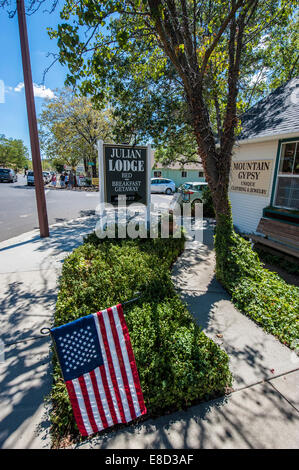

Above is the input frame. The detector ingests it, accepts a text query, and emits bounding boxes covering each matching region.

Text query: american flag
[51,304,147,436]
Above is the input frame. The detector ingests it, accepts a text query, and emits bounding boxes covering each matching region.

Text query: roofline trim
[235,131,299,146]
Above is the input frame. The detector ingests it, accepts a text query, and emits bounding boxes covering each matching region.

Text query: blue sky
[0,1,68,154]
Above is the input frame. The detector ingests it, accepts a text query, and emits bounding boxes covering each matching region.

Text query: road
[0,175,173,242]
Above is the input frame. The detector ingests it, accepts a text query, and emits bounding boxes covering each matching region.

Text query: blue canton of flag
[51,315,103,381]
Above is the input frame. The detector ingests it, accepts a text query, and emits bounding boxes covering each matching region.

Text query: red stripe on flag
[89,369,109,429]
[107,307,137,421]
[78,376,99,434]
[116,304,147,415]
[65,380,88,436]
[97,311,126,423]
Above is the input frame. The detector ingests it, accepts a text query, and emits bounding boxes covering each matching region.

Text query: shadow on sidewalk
[0,268,57,448]
[79,378,299,449]
[0,336,52,449]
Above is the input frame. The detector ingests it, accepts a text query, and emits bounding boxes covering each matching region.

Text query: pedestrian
[60,172,65,188]
[65,172,69,189]
[51,173,57,188]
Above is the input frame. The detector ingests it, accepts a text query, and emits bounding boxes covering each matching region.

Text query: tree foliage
[49,0,298,181]
[48,0,298,280]
[0,134,29,170]
[39,88,116,175]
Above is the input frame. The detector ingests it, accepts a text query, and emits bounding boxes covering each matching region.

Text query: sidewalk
[0,216,98,449]
[0,217,298,449]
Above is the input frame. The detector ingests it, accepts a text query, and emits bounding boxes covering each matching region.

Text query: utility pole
[17,0,49,237]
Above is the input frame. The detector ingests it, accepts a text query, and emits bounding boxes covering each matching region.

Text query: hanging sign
[99,143,149,206]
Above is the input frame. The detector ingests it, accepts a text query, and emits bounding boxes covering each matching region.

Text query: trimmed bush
[215,210,299,348]
[214,212,263,292]
[231,269,299,347]
[50,232,232,445]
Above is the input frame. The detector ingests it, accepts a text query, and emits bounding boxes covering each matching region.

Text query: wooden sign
[99,143,149,206]
[229,159,273,197]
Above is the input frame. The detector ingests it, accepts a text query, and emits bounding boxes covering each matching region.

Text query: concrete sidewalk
[0,217,298,449]
[0,216,98,449]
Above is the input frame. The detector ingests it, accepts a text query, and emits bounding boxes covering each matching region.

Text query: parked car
[27,171,35,186]
[0,168,17,183]
[27,171,51,186]
[42,171,51,184]
[175,181,208,205]
[151,178,176,195]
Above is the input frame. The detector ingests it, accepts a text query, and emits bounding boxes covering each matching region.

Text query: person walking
[51,173,57,188]
[65,172,69,189]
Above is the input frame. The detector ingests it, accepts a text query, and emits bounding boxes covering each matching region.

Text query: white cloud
[14,81,55,99]
[14,82,24,92]
[32,83,55,99]
[248,68,269,87]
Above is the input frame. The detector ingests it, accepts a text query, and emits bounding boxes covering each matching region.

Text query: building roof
[150,148,203,170]
[238,78,299,143]
[154,160,203,171]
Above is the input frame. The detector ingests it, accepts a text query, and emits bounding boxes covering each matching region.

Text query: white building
[229,78,299,258]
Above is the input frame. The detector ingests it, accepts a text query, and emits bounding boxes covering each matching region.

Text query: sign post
[98,140,105,215]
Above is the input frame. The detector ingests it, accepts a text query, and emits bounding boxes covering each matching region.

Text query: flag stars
[57,325,101,376]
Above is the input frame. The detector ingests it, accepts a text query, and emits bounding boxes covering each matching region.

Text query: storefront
[229,78,299,257]
[272,139,299,210]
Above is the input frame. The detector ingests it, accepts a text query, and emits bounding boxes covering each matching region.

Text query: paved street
[0,175,172,242]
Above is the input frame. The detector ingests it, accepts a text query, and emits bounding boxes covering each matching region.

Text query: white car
[27,171,49,186]
[151,178,176,195]
[27,171,34,186]
[42,171,51,184]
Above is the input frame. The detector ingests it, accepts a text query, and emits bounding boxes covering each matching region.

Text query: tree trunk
[193,124,236,286]
[92,163,97,178]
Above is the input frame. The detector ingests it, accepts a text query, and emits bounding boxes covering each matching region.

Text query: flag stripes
[96,309,127,423]
[64,304,146,436]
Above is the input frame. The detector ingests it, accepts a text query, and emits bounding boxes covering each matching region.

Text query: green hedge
[215,212,299,349]
[50,232,232,444]
[231,269,299,347]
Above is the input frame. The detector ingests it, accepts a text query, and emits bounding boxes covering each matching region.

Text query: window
[181,171,187,178]
[154,171,162,177]
[198,171,204,178]
[274,141,299,210]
